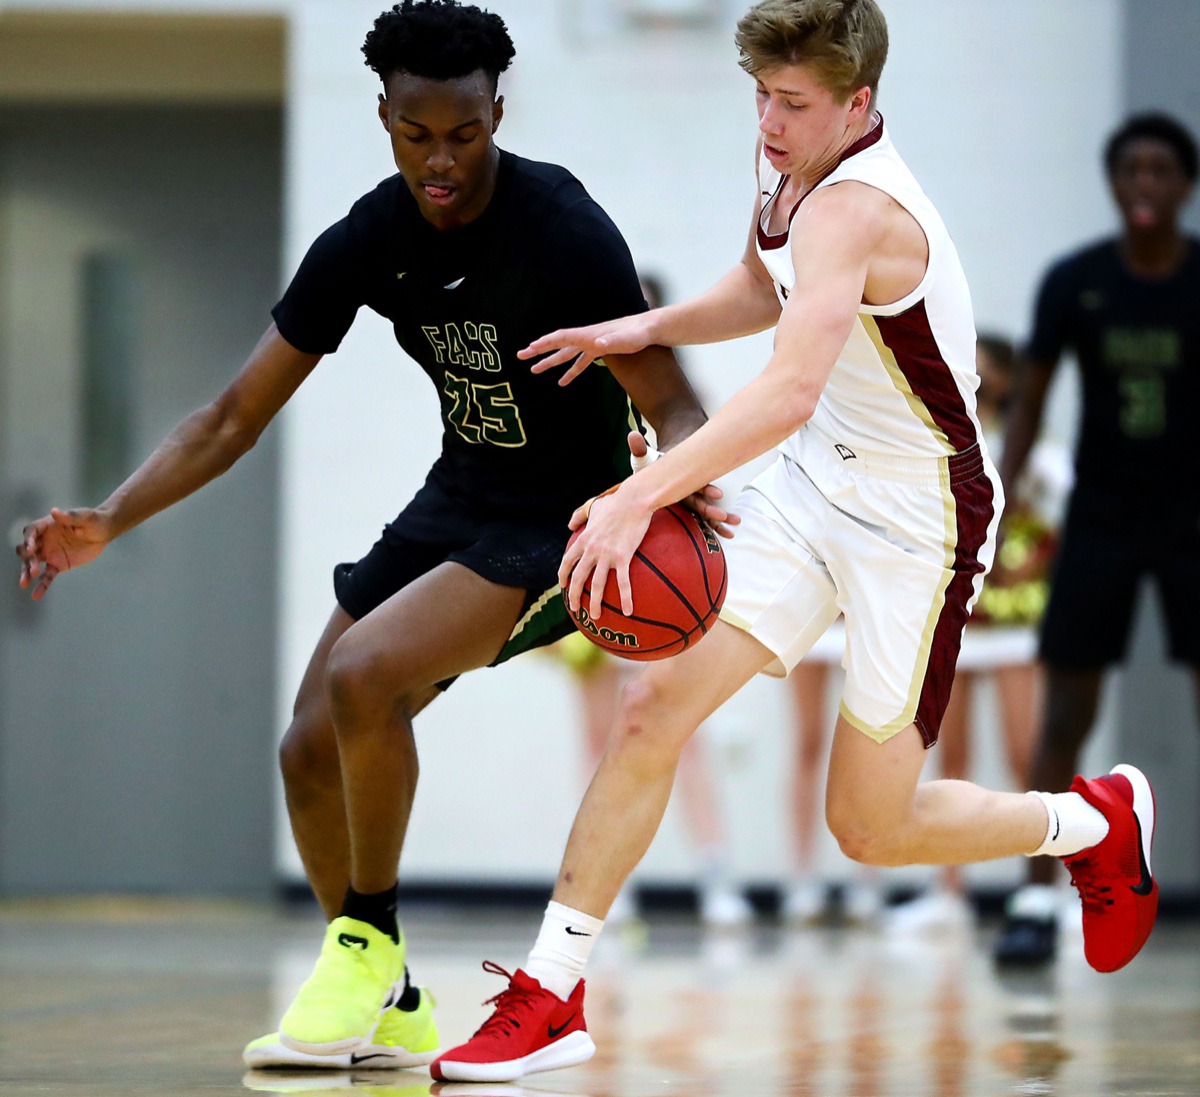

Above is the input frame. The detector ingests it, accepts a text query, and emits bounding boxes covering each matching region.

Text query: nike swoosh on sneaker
[547,1015,576,1039]
[564,927,591,937]
[350,1052,394,1065]
[338,933,369,949]
[444,276,466,290]
[1131,813,1154,896]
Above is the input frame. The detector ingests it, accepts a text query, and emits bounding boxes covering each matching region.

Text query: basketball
[565,502,727,661]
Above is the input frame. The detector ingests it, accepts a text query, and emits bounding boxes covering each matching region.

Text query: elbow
[779,387,819,435]
[209,398,263,463]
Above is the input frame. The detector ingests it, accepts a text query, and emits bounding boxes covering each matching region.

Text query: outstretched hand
[519,311,657,385]
[15,507,112,601]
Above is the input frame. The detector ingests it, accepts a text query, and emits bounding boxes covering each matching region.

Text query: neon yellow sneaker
[244,986,440,1070]
[278,917,406,1055]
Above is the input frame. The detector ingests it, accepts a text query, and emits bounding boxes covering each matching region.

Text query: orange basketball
[565,502,727,661]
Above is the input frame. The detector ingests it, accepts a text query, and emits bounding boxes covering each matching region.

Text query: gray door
[0,106,282,895]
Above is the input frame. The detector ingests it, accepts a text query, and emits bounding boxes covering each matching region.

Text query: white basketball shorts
[720,428,1002,747]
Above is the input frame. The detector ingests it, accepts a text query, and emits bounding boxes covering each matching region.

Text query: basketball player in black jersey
[14,0,720,1067]
[994,113,1200,966]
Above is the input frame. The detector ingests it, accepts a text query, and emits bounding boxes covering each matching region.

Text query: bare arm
[998,355,1057,498]
[565,184,883,615]
[647,199,784,348]
[601,344,707,451]
[16,324,321,598]
[600,344,737,535]
[520,190,782,384]
[622,189,870,510]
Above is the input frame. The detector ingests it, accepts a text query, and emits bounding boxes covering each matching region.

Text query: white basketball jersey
[755,118,983,461]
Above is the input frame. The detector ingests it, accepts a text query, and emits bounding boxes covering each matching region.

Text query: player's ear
[492,95,504,134]
[378,94,391,132]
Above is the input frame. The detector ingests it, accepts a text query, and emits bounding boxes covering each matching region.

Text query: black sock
[395,967,421,1012]
[340,884,399,944]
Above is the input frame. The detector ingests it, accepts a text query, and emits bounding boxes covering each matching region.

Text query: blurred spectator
[994,113,1200,966]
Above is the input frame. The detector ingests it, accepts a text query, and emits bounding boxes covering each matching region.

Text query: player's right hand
[519,312,656,386]
[15,507,112,601]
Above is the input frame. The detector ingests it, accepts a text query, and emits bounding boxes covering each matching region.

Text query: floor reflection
[0,903,1196,1096]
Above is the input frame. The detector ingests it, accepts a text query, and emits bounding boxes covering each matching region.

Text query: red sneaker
[431,962,594,1082]
[1063,764,1158,973]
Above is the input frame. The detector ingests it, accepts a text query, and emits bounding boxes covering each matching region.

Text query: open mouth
[1128,201,1160,228]
[422,182,457,205]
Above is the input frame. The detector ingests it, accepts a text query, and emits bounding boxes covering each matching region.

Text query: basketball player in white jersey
[430,1,1160,1082]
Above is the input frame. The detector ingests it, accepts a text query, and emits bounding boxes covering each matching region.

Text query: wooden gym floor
[1,898,1197,1096]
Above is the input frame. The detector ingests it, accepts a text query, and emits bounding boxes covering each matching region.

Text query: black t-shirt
[273,149,647,523]
[1028,237,1200,498]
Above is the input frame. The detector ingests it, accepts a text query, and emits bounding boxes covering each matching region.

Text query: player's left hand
[561,484,652,619]
[519,311,656,385]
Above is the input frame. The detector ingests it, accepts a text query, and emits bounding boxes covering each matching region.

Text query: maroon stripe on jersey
[914,452,995,747]
[874,300,978,452]
[757,117,887,251]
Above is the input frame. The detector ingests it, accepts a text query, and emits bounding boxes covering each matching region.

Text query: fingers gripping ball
[566,503,727,661]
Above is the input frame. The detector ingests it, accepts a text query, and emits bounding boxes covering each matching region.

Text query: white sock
[1026,791,1109,857]
[524,901,604,1001]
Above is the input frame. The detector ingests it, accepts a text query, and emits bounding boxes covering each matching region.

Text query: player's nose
[427,142,455,173]
[758,102,783,136]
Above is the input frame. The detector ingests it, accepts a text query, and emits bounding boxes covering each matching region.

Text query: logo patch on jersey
[396,272,407,280]
[835,444,858,461]
[444,276,466,290]
[423,321,501,372]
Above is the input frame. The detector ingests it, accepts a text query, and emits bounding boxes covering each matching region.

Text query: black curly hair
[363,1,515,92]
[1105,112,1198,183]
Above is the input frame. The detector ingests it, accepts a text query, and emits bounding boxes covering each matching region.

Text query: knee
[279,712,337,792]
[608,677,691,776]
[825,800,909,867]
[324,636,416,738]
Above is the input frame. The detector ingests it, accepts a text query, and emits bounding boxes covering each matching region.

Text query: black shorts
[333,480,574,672]
[1039,487,1200,668]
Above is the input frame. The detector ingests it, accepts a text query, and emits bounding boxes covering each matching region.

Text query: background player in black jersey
[994,113,1199,966]
[13,0,720,1067]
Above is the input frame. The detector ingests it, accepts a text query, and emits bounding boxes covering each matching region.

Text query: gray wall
[1117,0,1200,892]
[1126,0,1200,237]
[0,106,282,895]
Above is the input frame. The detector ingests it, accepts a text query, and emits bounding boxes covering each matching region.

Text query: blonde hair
[735,0,888,101]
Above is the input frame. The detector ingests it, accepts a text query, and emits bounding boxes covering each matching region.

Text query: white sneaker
[699,883,754,928]
[842,881,884,925]
[782,880,829,924]
[885,890,973,935]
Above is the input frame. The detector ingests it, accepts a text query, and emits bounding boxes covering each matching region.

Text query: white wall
[2,0,1126,890]
[271,0,1126,889]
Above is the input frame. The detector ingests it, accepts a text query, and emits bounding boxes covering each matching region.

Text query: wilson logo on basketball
[573,606,639,648]
[699,521,721,555]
